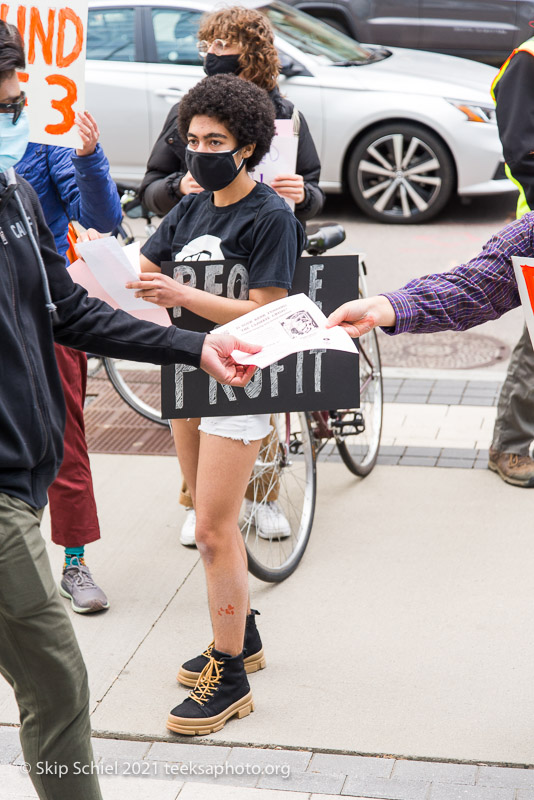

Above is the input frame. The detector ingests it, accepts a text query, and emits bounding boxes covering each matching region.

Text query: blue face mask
[0,110,29,173]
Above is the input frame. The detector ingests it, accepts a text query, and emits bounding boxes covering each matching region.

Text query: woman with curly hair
[128,73,305,735]
[139,5,324,223]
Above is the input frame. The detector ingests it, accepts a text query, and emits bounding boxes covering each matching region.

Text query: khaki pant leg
[0,493,102,800]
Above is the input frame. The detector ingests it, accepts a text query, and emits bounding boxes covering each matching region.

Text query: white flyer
[75,237,147,311]
[215,293,358,369]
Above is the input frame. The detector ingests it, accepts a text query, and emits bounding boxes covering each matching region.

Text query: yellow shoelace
[201,642,214,659]
[190,656,224,706]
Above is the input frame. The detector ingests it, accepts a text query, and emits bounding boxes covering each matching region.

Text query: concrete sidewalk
[4,380,534,798]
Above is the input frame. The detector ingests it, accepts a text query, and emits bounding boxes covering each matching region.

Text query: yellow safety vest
[491,37,534,218]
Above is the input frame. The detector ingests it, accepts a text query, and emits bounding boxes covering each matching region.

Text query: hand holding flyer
[215,293,358,369]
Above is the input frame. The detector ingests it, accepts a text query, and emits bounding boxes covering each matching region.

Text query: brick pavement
[3,727,534,799]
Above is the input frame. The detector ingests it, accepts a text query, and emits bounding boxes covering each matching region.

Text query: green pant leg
[0,493,102,800]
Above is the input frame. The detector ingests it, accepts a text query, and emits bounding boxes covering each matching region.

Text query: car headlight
[447,99,496,123]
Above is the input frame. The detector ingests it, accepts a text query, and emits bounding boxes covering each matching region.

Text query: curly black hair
[177,74,275,171]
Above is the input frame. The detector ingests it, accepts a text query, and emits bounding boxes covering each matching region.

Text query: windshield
[262,2,372,65]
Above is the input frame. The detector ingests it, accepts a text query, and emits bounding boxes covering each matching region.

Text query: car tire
[347,122,455,224]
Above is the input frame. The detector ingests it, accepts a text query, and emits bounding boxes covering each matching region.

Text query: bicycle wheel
[103,358,166,426]
[242,411,316,583]
[335,314,383,476]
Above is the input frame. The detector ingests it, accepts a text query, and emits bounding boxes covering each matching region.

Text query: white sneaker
[245,500,291,539]
[180,507,197,547]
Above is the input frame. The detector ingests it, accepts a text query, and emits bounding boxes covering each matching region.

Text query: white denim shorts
[198,414,271,445]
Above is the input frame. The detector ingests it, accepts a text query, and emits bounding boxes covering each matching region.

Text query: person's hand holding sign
[75,111,100,157]
[179,171,203,195]
[271,173,305,204]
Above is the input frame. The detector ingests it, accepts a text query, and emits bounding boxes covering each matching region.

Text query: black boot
[177,609,266,687]
[167,649,253,735]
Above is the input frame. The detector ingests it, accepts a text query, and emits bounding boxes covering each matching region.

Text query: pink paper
[68,259,171,327]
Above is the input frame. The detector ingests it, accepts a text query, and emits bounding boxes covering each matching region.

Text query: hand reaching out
[326,296,396,337]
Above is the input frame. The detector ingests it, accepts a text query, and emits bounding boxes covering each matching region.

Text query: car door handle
[155,88,185,99]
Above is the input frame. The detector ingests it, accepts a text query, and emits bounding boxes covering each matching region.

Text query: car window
[151,8,204,65]
[87,8,136,61]
[263,1,372,64]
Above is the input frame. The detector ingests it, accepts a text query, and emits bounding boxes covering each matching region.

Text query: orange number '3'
[45,74,77,135]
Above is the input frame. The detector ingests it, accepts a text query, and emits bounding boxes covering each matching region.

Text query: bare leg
[171,418,201,507]
[195,433,261,656]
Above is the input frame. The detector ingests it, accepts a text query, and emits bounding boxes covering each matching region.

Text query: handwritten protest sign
[1,0,86,147]
[160,255,360,418]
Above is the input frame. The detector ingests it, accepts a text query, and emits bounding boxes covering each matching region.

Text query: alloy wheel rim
[357,133,442,218]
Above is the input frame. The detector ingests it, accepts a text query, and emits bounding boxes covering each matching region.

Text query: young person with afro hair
[128,73,305,734]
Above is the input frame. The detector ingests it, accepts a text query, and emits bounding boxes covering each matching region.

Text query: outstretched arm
[328,216,528,336]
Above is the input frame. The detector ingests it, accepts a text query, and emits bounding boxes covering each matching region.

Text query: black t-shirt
[141,182,305,290]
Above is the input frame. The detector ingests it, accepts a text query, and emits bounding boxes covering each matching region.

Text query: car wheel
[347,123,455,223]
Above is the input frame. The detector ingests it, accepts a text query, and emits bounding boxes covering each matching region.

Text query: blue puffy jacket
[16,142,122,262]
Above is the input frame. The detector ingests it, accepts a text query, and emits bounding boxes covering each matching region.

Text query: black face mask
[185,146,248,192]
[203,53,241,77]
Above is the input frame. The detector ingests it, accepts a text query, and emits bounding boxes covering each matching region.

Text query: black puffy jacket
[0,171,205,509]
[139,87,325,224]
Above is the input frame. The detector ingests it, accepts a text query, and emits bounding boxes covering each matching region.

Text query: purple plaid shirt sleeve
[380,214,533,335]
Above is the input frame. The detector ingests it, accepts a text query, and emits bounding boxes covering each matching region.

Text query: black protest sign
[161,255,359,418]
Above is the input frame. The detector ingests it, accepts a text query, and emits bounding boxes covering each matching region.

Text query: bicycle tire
[103,358,166,426]
[242,411,316,582]
[336,303,383,476]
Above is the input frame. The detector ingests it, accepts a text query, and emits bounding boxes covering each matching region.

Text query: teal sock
[64,546,85,567]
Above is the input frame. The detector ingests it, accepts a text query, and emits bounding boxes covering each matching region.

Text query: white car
[86,0,514,223]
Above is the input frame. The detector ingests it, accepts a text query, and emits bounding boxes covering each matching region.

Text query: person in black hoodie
[0,21,257,800]
[139,5,324,225]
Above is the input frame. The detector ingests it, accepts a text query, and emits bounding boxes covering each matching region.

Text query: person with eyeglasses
[139,5,323,547]
[139,6,324,224]
[12,72,124,617]
[0,21,259,799]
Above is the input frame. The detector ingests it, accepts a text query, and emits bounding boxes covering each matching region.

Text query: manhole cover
[378,330,510,370]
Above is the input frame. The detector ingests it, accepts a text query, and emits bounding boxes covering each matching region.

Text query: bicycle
[243,232,383,582]
[89,215,383,582]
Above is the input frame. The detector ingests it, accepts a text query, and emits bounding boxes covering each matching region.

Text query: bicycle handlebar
[305,224,346,256]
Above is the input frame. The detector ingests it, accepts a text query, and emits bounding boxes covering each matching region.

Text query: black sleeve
[294,111,325,223]
[494,52,534,210]
[138,103,188,217]
[24,184,205,364]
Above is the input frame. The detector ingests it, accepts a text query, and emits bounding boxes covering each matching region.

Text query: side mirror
[279,54,307,78]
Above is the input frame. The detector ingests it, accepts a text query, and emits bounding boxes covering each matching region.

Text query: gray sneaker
[60,558,110,614]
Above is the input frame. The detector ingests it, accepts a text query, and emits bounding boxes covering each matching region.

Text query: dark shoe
[167,650,253,735]
[177,609,266,687]
[488,448,534,487]
[59,558,110,613]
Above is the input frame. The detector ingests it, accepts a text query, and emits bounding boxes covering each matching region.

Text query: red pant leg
[48,344,101,547]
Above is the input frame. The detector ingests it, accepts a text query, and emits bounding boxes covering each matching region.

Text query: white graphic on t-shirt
[174,234,224,262]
